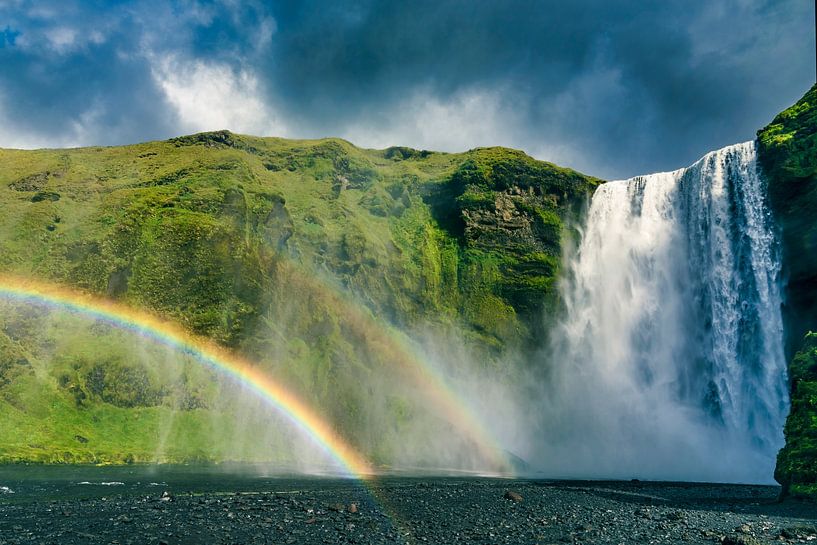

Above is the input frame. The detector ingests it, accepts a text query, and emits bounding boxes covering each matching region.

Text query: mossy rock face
[775,333,817,498]
[422,148,599,340]
[758,84,817,348]
[0,132,600,464]
[758,84,817,500]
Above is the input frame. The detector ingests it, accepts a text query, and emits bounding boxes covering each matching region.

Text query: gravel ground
[0,470,815,544]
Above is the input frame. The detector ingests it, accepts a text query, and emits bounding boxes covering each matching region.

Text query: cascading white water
[540,141,789,483]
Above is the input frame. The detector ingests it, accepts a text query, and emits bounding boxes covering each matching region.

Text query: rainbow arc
[0,275,373,478]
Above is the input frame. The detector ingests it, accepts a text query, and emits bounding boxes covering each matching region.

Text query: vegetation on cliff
[758,83,817,347]
[758,84,817,499]
[774,333,817,498]
[0,133,598,464]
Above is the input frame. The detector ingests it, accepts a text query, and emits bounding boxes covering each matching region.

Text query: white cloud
[43,26,78,53]
[340,87,578,168]
[13,24,108,54]
[341,88,516,151]
[252,15,276,50]
[0,98,90,149]
[151,56,287,137]
[0,85,117,149]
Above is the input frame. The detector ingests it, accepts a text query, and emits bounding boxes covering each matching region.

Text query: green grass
[758,84,817,345]
[0,131,599,465]
[759,84,817,500]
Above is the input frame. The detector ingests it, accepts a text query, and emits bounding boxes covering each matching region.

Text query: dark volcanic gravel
[0,467,815,544]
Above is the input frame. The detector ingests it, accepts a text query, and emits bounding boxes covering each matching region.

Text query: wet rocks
[30,191,61,202]
[779,525,817,540]
[719,534,762,545]
[735,523,752,534]
[503,490,523,503]
[0,478,814,545]
[9,171,50,192]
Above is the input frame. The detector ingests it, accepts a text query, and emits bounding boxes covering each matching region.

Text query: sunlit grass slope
[0,132,599,464]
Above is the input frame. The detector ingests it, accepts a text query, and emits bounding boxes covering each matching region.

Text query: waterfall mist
[0,141,792,483]
[531,141,789,483]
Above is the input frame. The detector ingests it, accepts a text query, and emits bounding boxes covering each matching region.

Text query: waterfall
[541,141,788,483]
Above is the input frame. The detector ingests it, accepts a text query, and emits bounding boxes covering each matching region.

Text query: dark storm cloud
[0,2,169,146]
[263,0,813,176]
[0,0,812,178]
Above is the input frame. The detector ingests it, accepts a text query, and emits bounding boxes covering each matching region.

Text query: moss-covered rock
[422,148,598,342]
[758,84,817,500]
[758,84,817,348]
[775,333,817,498]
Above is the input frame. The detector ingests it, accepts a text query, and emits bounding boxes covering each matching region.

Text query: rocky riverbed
[0,467,814,544]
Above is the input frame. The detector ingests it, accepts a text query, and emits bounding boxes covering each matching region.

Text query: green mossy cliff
[774,333,817,499]
[0,133,598,464]
[758,83,817,499]
[9,89,813,475]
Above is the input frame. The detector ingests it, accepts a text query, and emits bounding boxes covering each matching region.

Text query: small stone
[305,517,317,524]
[160,491,174,502]
[348,503,358,514]
[635,508,651,519]
[503,490,523,503]
[666,511,685,522]
[780,526,817,540]
[720,535,762,545]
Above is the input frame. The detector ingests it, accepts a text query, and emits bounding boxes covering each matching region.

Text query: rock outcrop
[758,84,817,500]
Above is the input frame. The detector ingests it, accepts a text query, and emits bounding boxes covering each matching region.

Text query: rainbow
[278,269,514,475]
[0,275,373,478]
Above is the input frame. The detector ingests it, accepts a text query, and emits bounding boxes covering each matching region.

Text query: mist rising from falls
[539,141,788,483]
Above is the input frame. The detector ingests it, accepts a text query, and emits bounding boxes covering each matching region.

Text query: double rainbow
[0,275,373,478]
[268,268,513,474]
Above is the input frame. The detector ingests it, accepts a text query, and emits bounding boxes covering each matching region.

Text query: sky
[0,0,813,179]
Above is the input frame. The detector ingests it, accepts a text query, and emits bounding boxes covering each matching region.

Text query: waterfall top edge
[606,140,756,186]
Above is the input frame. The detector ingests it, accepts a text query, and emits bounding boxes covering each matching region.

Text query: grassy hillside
[758,84,817,499]
[0,132,599,466]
